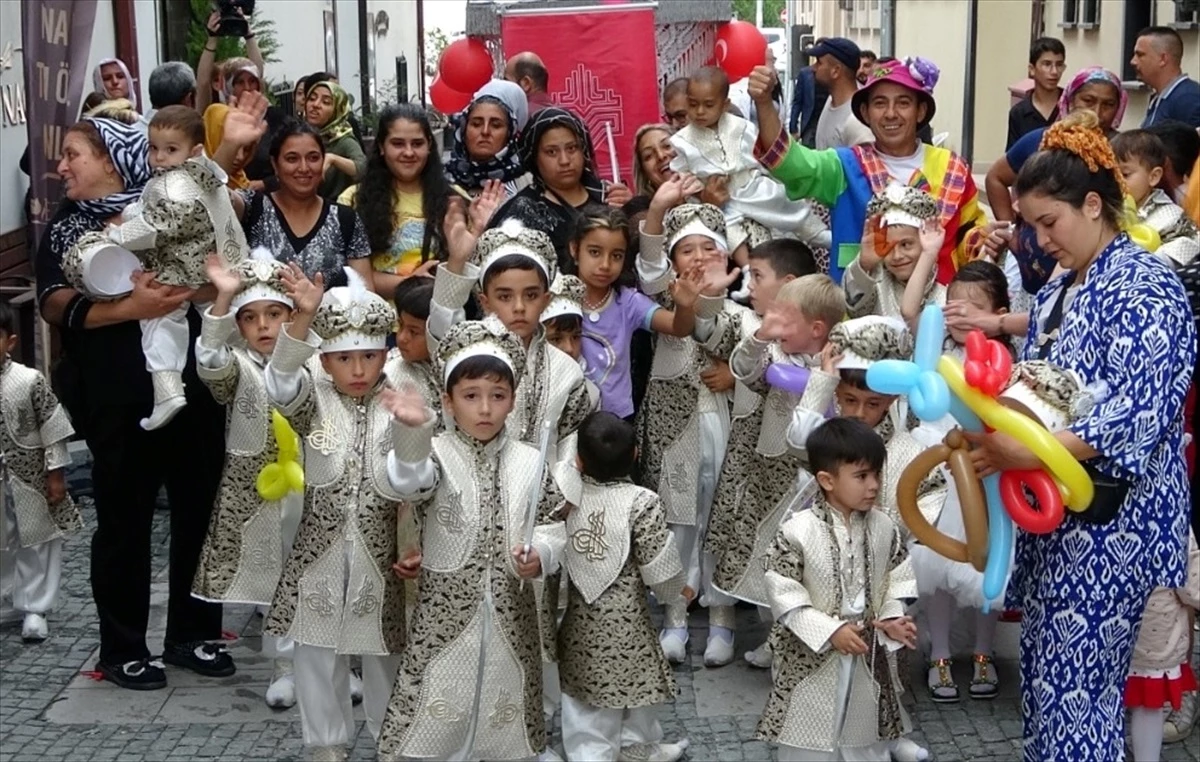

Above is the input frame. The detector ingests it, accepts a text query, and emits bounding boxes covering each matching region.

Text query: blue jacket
[1142,76,1200,129]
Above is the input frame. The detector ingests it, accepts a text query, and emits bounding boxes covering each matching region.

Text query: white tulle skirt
[911,484,1012,610]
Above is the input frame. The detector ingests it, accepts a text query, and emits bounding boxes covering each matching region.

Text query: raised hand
[378,383,433,427]
[757,300,801,342]
[919,219,946,258]
[443,198,477,274]
[280,263,324,315]
[819,340,844,374]
[858,214,886,273]
[668,263,705,309]
[222,89,269,147]
[468,180,505,232]
[747,66,778,104]
[650,174,692,213]
[701,254,740,296]
[205,253,242,297]
[604,182,634,208]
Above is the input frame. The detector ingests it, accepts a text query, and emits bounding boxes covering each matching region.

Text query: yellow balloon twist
[256,410,305,501]
[1123,195,1162,253]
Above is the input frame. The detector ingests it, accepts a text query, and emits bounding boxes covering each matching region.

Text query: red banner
[501,6,659,185]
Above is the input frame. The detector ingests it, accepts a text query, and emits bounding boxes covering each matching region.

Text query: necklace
[582,290,612,323]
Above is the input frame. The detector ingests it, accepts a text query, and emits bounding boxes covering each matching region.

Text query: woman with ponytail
[966,110,1196,762]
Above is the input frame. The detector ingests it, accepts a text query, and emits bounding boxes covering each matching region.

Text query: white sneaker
[308,746,347,762]
[265,659,296,709]
[744,641,772,669]
[619,739,689,762]
[349,669,364,706]
[703,626,734,667]
[889,737,930,761]
[1164,691,1197,743]
[659,628,688,664]
[21,612,47,642]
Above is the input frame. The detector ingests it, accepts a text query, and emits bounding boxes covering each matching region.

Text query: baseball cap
[802,37,861,75]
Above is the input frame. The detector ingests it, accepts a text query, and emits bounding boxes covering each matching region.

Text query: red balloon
[439,38,494,95]
[963,330,1013,398]
[430,76,472,115]
[715,21,767,83]
[999,469,1064,534]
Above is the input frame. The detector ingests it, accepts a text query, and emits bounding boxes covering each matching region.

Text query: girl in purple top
[570,208,699,418]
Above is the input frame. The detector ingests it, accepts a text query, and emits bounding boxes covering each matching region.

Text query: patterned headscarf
[308,82,354,144]
[74,117,150,219]
[1059,66,1127,130]
[446,94,526,190]
[518,107,605,200]
[93,58,138,111]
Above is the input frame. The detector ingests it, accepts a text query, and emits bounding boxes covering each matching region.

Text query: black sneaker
[97,658,167,690]
[162,640,236,677]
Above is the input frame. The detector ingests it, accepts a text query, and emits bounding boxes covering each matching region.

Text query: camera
[212,0,255,38]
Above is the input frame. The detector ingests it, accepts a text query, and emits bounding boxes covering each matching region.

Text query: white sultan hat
[472,219,558,285]
[865,182,940,229]
[60,231,140,301]
[999,360,1100,433]
[541,274,586,323]
[312,267,397,353]
[828,315,914,370]
[231,247,294,312]
[664,203,728,254]
[436,317,527,387]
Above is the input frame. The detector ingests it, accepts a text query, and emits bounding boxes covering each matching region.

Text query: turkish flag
[501,6,659,185]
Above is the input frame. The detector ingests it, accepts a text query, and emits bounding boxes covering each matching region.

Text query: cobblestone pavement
[2,497,1198,761]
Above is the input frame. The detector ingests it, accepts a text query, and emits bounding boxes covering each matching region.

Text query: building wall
[894,0,970,154]
[255,0,421,108]
[1044,0,1199,129]
[972,0,1034,168]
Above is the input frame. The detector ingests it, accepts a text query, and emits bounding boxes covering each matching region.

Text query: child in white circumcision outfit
[63,105,246,432]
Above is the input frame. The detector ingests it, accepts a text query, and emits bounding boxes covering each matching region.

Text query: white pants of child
[0,487,63,614]
[668,410,735,609]
[293,645,400,747]
[561,693,663,761]
[142,302,211,373]
[263,492,304,660]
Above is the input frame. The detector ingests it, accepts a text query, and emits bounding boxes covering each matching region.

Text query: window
[848,0,880,31]
[1061,0,1101,28]
[1174,0,1199,28]
[1121,0,1154,81]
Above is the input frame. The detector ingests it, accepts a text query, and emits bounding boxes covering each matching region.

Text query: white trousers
[668,410,734,609]
[263,492,304,661]
[141,301,211,374]
[0,486,63,614]
[560,693,663,762]
[293,644,400,748]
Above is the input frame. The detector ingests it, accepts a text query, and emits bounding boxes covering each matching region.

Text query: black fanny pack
[1074,461,1132,525]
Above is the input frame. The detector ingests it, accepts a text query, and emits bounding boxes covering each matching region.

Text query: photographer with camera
[196,1,265,113]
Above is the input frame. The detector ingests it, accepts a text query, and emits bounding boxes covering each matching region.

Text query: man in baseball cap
[803,37,874,150]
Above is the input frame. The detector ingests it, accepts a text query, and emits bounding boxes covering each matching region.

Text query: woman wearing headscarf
[93,58,137,111]
[305,80,367,201]
[981,66,1128,295]
[35,117,229,691]
[489,106,618,272]
[445,79,531,199]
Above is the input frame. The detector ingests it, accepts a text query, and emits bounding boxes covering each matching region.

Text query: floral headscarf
[74,117,150,219]
[446,94,525,190]
[308,82,354,144]
[518,107,604,200]
[1059,67,1127,130]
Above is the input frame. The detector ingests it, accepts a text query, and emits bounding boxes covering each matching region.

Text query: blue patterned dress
[1010,233,1195,761]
